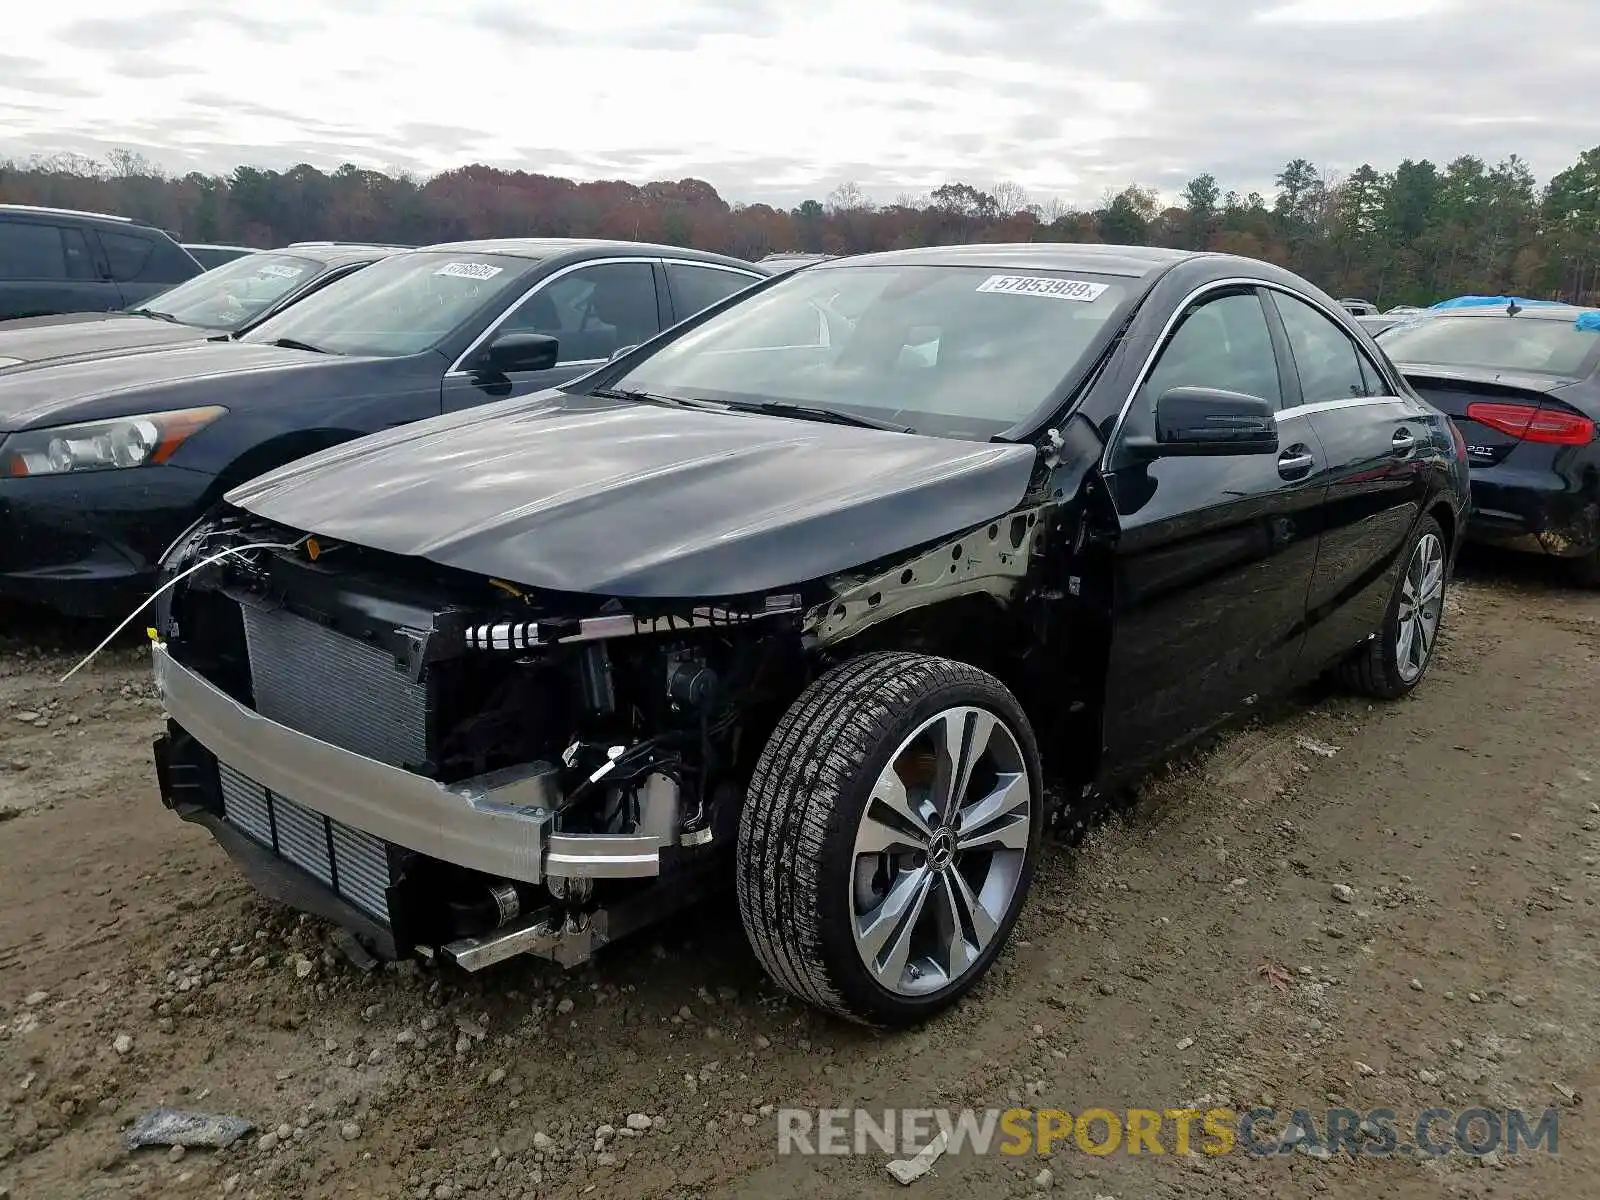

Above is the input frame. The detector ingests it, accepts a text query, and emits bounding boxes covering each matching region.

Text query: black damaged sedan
[150,244,1469,1026]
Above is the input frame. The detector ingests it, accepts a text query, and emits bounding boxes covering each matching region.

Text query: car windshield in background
[129,252,322,332]
[240,251,529,357]
[612,264,1131,439]
[1379,313,1600,377]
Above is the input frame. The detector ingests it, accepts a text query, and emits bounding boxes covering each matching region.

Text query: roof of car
[185,242,257,252]
[413,238,768,272]
[273,244,405,267]
[816,242,1198,278]
[0,202,153,228]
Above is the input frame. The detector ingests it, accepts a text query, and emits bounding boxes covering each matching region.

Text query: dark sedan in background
[1377,298,1600,584]
[0,239,771,615]
[0,244,403,372]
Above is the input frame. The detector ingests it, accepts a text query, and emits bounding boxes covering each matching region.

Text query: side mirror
[478,332,560,375]
[1140,386,1279,457]
[607,344,639,362]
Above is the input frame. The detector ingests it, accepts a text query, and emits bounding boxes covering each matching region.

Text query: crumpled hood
[226,392,1040,597]
[0,340,340,432]
[0,312,209,374]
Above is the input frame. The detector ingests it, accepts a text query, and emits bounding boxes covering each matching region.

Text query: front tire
[736,652,1043,1027]
[1338,515,1448,699]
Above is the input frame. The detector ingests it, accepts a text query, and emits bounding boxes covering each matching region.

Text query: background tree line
[4,145,1600,308]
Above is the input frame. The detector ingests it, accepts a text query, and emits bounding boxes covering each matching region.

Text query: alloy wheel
[849,705,1032,996]
[1396,531,1445,683]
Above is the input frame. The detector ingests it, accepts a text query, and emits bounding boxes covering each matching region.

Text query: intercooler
[212,602,434,926]
[218,763,393,922]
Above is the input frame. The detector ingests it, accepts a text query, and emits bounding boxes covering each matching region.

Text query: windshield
[240,251,531,357]
[1379,314,1600,377]
[612,264,1131,439]
[129,252,321,331]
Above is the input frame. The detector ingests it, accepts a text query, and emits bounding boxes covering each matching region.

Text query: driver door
[441,259,667,412]
[1098,286,1328,777]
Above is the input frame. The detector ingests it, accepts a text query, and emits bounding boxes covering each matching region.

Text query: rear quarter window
[99,229,200,284]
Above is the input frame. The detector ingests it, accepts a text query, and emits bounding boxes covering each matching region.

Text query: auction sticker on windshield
[257,264,305,279]
[434,262,504,281]
[976,275,1107,302]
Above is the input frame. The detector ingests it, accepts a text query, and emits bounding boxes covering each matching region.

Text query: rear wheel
[1338,515,1447,699]
[736,652,1043,1026]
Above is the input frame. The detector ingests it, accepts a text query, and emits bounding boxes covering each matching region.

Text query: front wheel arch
[205,427,370,505]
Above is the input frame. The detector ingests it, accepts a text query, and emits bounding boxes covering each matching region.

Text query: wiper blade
[593,388,911,433]
[729,400,911,433]
[592,387,723,412]
[130,308,180,324]
[270,337,326,354]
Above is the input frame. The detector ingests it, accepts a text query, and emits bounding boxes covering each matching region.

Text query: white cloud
[0,0,1593,207]
[1259,0,1455,22]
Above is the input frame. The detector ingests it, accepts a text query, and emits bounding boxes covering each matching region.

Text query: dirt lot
[2,553,1598,1200]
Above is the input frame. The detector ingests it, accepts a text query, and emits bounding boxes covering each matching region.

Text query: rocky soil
[2,552,1597,1199]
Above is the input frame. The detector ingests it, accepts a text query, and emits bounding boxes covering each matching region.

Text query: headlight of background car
[0,406,226,478]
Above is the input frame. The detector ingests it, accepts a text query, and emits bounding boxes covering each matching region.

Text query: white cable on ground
[57,537,309,685]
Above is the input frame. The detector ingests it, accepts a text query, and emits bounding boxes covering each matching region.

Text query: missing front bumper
[151,641,679,885]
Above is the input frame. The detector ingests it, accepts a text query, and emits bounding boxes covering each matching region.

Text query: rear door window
[61,228,98,280]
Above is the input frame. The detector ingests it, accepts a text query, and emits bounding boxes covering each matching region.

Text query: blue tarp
[1576,312,1600,332]
[1430,295,1567,310]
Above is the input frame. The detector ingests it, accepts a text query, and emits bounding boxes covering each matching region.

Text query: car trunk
[1398,365,1590,465]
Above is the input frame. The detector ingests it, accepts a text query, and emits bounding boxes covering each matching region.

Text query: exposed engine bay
[151,509,814,971]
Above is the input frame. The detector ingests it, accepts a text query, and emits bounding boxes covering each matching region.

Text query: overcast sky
[2,0,1594,208]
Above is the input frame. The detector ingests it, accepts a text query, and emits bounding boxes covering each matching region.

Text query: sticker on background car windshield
[975,274,1108,302]
[434,262,504,281]
[256,264,305,280]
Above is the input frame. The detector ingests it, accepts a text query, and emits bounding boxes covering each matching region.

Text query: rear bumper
[1464,456,1600,559]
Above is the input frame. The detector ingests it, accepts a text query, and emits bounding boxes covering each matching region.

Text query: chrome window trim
[659,258,764,280]
[1272,395,1412,422]
[446,255,666,375]
[1100,277,1407,468]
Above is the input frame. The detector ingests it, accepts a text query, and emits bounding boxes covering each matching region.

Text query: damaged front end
[151,510,815,971]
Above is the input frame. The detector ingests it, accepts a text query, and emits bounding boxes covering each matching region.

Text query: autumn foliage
[4,146,1599,308]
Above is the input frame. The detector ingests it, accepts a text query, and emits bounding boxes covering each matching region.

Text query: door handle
[1277,446,1314,480]
[1391,427,1416,455]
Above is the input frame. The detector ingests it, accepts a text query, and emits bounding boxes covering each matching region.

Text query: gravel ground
[1,551,1597,1199]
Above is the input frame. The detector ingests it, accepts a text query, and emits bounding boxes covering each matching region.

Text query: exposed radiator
[238,602,430,769]
[219,763,392,923]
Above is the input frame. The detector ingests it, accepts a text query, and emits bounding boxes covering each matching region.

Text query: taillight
[1465,401,1596,446]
